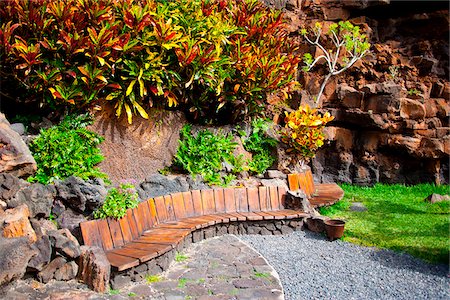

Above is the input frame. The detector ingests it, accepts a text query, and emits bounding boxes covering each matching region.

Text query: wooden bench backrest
[80,186,287,251]
[287,170,315,198]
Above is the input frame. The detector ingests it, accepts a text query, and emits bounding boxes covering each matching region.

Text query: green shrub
[1,0,299,124]
[94,183,139,219]
[174,125,243,186]
[243,119,277,174]
[28,114,107,184]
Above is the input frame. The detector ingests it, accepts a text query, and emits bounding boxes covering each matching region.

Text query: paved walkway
[2,235,284,300]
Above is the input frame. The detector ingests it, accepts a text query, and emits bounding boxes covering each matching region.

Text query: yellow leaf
[138,78,145,97]
[96,75,107,83]
[126,80,136,96]
[97,56,105,66]
[124,103,132,124]
[131,100,149,119]
[311,120,322,126]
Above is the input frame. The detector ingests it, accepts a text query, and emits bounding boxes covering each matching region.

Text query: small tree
[301,21,371,102]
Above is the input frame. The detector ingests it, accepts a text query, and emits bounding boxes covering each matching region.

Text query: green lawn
[319,183,450,264]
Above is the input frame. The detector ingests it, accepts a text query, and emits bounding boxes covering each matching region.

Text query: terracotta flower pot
[324,219,346,241]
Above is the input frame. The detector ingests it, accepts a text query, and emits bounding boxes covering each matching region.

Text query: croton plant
[281,104,334,165]
[0,0,300,124]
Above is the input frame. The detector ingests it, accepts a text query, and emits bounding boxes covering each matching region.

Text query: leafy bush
[242,119,277,174]
[174,125,243,186]
[94,182,139,219]
[1,0,299,124]
[281,105,334,163]
[28,114,107,184]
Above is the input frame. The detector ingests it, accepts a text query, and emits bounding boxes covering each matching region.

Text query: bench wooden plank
[109,247,156,263]
[213,189,226,213]
[224,212,247,222]
[247,187,260,211]
[235,188,249,212]
[278,186,287,209]
[142,228,192,238]
[201,189,216,215]
[106,252,139,271]
[124,242,172,256]
[191,190,203,216]
[309,183,344,207]
[107,218,125,248]
[182,191,195,217]
[154,196,169,223]
[258,187,271,211]
[126,209,140,240]
[130,207,143,236]
[138,201,152,230]
[164,195,177,222]
[287,174,300,191]
[171,192,187,219]
[132,204,147,233]
[155,221,197,230]
[214,213,238,222]
[81,220,105,248]
[223,188,236,212]
[95,219,114,251]
[269,186,280,210]
[239,211,264,221]
[254,211,275,220]
[118,216,133,244]
[147,199,159,226]
[305,170,315,196]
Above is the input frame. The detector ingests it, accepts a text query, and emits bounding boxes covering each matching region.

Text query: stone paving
[1,235,284,300]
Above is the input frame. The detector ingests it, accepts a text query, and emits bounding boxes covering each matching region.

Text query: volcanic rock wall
[283,0,449,184]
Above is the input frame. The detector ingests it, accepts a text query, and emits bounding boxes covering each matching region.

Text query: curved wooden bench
[80,186,308,271]
[287,170,344,207]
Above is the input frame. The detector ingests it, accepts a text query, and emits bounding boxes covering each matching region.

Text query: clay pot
[324,219,346,241]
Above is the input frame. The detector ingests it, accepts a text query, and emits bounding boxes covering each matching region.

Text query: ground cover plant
[320,184,450,264]
[174,124,244,186]
[94,182,139,219]
[28,114,107,184]
[1,0,299,124]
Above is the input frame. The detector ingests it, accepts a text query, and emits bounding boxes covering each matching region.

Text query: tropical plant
[174,125,244,186]
[281,104,334,165]
[94,182,139,219]
[301,21,370,102]
[243,119,278,174]
[0,0,300,124]
[28,114,107,184]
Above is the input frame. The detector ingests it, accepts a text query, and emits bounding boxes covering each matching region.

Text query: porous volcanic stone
[78,246,111,293]
[0,237,38,286]
[8,184,55,218]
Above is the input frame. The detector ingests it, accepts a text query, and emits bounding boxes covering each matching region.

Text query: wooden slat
[247,187,260,211]
[223,188,236,212]
[214,213,238,222]
[164,195,177,222]
[306,169,315,196]
[254,211,275,220]
[137,235,184,245]
[182,191,195,217]
[133,204,147,233]
[126,209,140,240]
[171,192,186,219]
[124,242,171,256]
[131,207,143,235]
[80,220,103,248]
[109,247,156,263]
[143,228,192,238]
[107,218,124,248]
[298,173,308,197]
[154,196,168,223]
[269,186,280,210]
[278,186,287,209]
[106,252,139,271]
[138,201,152,230]
[213,189,226,213]
[147,199,159,226]
[96,219,114,251]
[201,189,216,215]
[287,174,300,191]
[156,221,197,230]
[191,190,203,216]
[239,211,264,221]
[235,188,249,212]
[225,212,247,221]
[258,187,271,211]
[118,216,133,244]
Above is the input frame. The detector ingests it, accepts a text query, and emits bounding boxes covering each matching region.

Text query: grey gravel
[239,231,449,300]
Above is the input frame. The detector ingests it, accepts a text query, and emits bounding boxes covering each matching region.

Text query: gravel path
[239,231,449,300]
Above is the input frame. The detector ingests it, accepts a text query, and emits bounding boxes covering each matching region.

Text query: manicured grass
[319,183,449,264]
